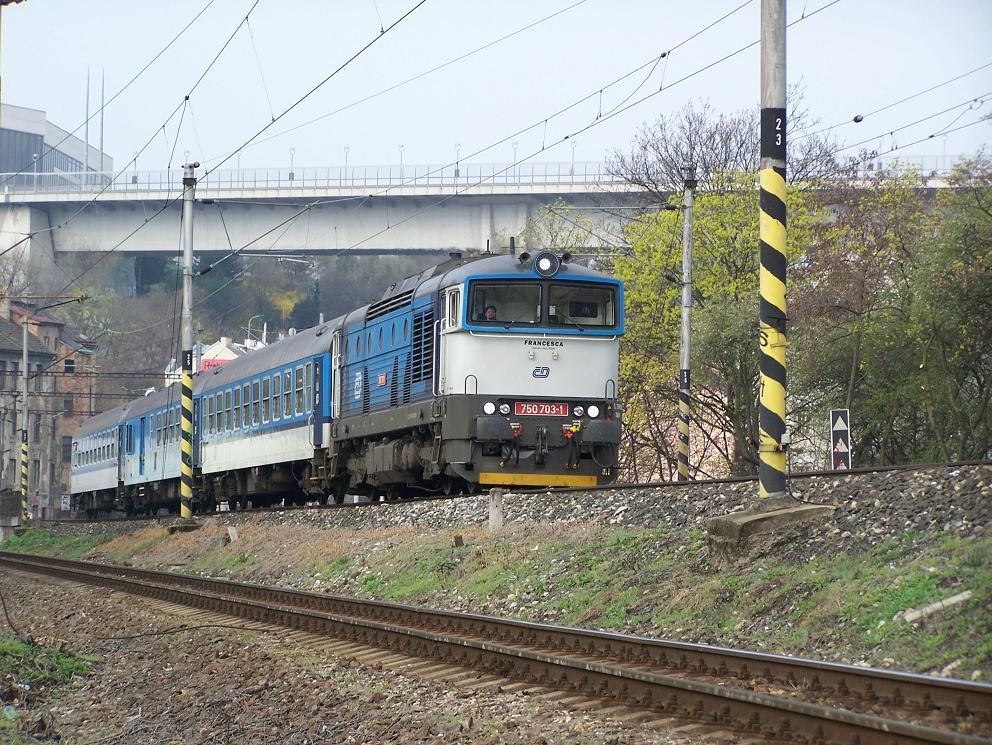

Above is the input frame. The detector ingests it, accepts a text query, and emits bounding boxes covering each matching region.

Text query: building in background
[0,301,56,514]
[0,103,113,190]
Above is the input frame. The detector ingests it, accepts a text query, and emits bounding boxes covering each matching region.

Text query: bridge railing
[0,162,626,196]
[0,155,956,197]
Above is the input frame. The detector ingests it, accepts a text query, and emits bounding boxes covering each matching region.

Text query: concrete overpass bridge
[0,163,648,272]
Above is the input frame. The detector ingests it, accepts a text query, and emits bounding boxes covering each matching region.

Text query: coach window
[242,384,250,428]
[252,380,260,425]
[283,371,292,418]
[156,413,162,446]
[214,394,222,433]
[272,375,281,421]
[295,366,304,415]
[225,390,232,431]
[169,410,176,443]
[262,377,270,423]
[305,363,313,413]
[233,387,242,429]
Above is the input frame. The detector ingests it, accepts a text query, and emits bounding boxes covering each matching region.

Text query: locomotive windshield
[469,280,618,329]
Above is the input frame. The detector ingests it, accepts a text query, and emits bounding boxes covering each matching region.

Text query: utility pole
[180,162,198,522]
[677,166,696,482]
[20,320,28,523]
[757,0,788,500]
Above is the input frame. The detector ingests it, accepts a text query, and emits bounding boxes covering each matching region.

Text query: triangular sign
[832,414,848,431]
[834,438,849,453]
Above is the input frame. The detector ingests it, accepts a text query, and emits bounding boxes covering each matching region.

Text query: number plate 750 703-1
[514,401,568,416]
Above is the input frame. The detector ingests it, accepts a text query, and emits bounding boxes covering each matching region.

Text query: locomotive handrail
[463,374,478,396]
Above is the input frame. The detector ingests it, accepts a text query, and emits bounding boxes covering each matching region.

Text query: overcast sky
[3,0,990,174]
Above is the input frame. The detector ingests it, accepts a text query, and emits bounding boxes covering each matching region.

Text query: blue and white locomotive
[71,250,624,513]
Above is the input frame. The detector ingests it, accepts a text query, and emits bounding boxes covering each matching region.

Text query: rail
[2,551,989,744]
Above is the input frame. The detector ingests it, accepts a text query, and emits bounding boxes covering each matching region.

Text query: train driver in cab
[483,304,497,321]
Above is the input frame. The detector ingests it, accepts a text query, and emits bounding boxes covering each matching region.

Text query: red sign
[514,401,568,417]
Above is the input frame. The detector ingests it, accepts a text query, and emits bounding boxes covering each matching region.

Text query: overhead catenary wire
[199,0,782,272]
[318,1,844,256]
[805,60,992,138]
[51,0,429,299]
[208,0,591,161]
[0,0,219,186]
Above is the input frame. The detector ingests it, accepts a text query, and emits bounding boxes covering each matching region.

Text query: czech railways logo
[532,366,550,379]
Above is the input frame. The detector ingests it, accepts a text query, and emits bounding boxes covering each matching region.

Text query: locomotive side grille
[411,309,435,384]
[367,289,414,322]
[390,356,399,407]
[402,352,411,404]
[362,366,370,414]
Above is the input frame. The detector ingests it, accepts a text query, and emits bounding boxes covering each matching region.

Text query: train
[70,250,624,514]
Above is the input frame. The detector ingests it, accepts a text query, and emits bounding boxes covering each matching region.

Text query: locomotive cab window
[469,282,541,325]
[547,283,618,328]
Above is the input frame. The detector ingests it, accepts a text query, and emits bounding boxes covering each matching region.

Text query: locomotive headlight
[499,403,511,415]
[572,405,585,417]
[538,256,553,272]
[483,401,496,415]
[587,405,600,418]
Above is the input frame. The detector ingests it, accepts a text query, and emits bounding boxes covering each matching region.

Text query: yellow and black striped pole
[179,162,198,520]
[180,350,194,519]
[20,431,28,523]
[758,0,788,500]
[677,167,696,481]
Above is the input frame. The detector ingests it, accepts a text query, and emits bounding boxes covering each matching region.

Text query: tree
[609,91,839,199]
[616,173,825,477]
[910,153,992,460]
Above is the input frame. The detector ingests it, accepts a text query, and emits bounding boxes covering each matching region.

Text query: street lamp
[512,142,518,183]
[32,153,38,190]
[455,143,461,178]
[398,144,405,181]
[570,140,577,177]
[246,314,262,346]
[344,145,350,185]
[289,147,295,182]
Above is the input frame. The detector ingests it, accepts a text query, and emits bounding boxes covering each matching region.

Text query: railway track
[1,551,988,744]
[49,460,990,524]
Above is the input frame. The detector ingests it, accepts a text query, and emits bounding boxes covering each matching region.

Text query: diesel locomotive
[70,250,624,513]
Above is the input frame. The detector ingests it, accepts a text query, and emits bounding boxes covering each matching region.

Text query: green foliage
[616,173,825,476]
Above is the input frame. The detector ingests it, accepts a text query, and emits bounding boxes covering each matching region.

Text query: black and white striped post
[758,0,788,500]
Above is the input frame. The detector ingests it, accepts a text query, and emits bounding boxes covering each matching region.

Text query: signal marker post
[706,0,832,562]
[178,162,199,528]
[757,0,789,500]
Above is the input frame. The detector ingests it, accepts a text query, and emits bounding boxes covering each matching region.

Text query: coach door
[116,424,125,484]
[138,416,147,475]
[311,356,323,447]
[331,330,342,420]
